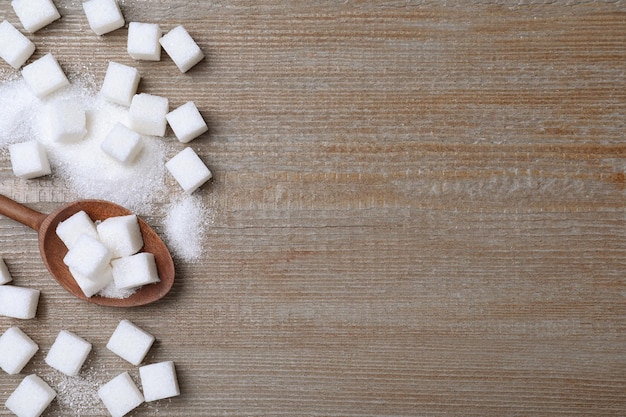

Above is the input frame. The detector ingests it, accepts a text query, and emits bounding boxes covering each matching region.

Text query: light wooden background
[1,1,626,416]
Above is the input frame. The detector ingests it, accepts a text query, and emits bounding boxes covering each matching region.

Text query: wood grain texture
[1,1,625,416]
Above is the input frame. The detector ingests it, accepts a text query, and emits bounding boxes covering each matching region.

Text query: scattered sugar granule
[46,362,107,416]
[164,194,211,262]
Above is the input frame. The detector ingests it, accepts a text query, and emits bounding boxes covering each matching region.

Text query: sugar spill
[165,194,213,262]
[0,78,210,262]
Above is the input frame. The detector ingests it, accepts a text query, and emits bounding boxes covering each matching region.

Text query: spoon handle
[0,194,47,231]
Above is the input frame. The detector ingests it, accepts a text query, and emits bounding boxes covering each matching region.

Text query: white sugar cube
[45,330,92,376]
[106,320,155,365]
[111,252,160,290]
[21,53,69,98]
[5,374,56,417]
[166,147,212,194]
[166,101,208,143]
[46,99,87,143]
[100,61,140,107]
[159,25,204,73]
[98,372,144,417]
[0,257,12,285]
[70,265,113,298]
[56,210,98,249]
[63,233,112,279]
[0,327,39,375]
[11,0,60,33]
[96,214,144,258]
[100,122,144,165]
[83,0,124,36]
[0,285,40,319]
[128,93,168,136]
[127,22,162,61]
[0,20,35,69]
[9,141,52,180]
[140,361,180,402]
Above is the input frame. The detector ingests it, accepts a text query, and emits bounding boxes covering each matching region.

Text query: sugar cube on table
[21,53,69,98]
[45,98,87,143]
[11,0,61,33]
[166,101,208,143]
[100,61,140,107]
[0,20,35,69]
[106,319,155,365]
[139,361,180,402]
[0,257,12,285]
[45,330,92,376]
[0,285,40,319]
[111,252,160,290]
[100,122,144,165]
[128,93,168,137]
[82,0,124,36]
[98,371,144,417]
[9,141,52,180]
[70,264,113,298]
[5,374,56,417]
[159,25,205,73]
[127,22,162,61]
[166,147,212,194]
[97,214,144,258]
[0,327,39,375]
[63,233,112,279]
[56,210,98,249]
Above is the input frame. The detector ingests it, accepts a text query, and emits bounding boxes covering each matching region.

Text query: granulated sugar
[45,362,107,416]
[35,81,168,215]
[164,194,212,261]
[0,78,209,261]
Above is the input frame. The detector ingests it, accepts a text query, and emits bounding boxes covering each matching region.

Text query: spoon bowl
[0,194,175,307]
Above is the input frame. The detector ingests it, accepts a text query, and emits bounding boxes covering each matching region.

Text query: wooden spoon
[0,194,175,307]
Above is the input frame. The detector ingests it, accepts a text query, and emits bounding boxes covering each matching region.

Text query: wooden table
[1,1,625,415]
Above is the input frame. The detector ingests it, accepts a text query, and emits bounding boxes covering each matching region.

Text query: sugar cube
[0,257,12,285]
[56,210,98,249]
[106,320,155,365]
[5,374,56,417]
[11,0,61,33]
[159,25,204,73]
[97,214,144,258]
[83,0,124,36]
[0,327,39,375]
[45,98,87,143]
[127,22,162,61]
[70,264,113,298]
[98,372,144,417]
[45,330,92,376]
[111,252,160,290]
[0,20,35,69]
[100,61,140,107]
[63,233,112,279]
[128,93,168,136]
[21,53,69,98]
[140,361,180,402]
[9,141,52,180]
[165,147,212,194]
[166,101,208,143]
[0,285,40,319]
[100,122,144,165]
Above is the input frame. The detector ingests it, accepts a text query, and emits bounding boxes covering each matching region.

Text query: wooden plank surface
[1,1,625,415]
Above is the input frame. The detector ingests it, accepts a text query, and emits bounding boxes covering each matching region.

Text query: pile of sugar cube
[1,0,213,194]
[58,210,158,298]
[0,320,179,417]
